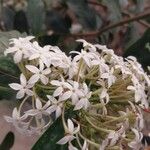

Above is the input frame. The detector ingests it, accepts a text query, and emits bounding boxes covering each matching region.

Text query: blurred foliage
[0,0,149,49]
[124,28,150,70]
[0,0,149,97]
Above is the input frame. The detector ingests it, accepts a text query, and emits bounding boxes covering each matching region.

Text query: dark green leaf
[0,56,20,77]
[0,56,19,100]
[0,132,15,150]
[32,117,67,150]
[124,28,150,70]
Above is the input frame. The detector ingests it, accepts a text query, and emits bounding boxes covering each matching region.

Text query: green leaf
[32,117,67,150]
[124,28,150,70]
[0,56,20,100]
[0,132,15,150]
[0,30,26,54]
[0,56,20,77]
[27,0,45,35]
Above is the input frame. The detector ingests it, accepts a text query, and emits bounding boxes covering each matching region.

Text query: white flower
[57,119,80,145]
[26,62,51,85]
[4,36,34,63]
[71,49,98,67]
[25,98,51,117]
[101,126,125,148]
[128,128,143,150]
[4,107,28,133]
[50,78,72,98]
[127,83,148,108]
[101,67,116,88]
[67,80,84,105]
[76,39,96,52]
[74,83,91,110]
[9,73,33,99]
[46,95,63,119]
[29,41,52,67]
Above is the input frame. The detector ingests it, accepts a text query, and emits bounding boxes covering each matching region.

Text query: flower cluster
[4,37,150,149]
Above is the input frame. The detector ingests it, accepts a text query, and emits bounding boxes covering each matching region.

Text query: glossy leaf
[32,117,67,150]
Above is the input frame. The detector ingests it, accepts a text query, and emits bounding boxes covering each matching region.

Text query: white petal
[29,53,40,60]
[53,87,63,97]
[56,106,62,118]
[4,47,17,55]
[9,83,22,90]
[36,98,42,109]
[26,89,33,96]
[16,90,25,99]
[71,94,79,105]
[40,75,48,85]
[50,80,61,86]
[26,65,39,73]
[28,74,40,84]
[43,100,51,110]
[42,68,51,75]
[12,107,19,119]
[127,86,135,91]
[4,116,13,123]
[60,91,72,101]
[46,105,57,114]
[74,99,84,110]
[20,73,27,87]
[57,135,74,145]
[39,61,44,71]
[67,119,74,133]
[14,50,22,63]
[25,109,39,116]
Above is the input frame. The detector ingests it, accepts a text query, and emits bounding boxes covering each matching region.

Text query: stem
[36,84,56,90]
[18,96,29,113]
[76,59,84,82]
[18,62,27,77]
[88,112,117,120]
[85,116,112,133]
[91,89,101,95]
[76,134,82,149]
[62,105,68,133]
[78,132,100,148]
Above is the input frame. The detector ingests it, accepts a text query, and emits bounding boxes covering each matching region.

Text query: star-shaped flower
[26,62,51,85]
[9,73,33,99]
[4,36,34,63]
[57,119,80,145]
